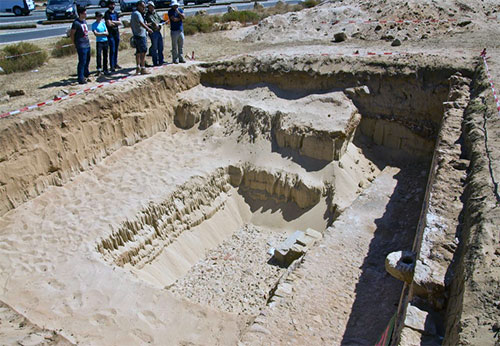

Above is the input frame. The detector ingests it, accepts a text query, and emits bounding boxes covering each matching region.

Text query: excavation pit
[0,54,481,345]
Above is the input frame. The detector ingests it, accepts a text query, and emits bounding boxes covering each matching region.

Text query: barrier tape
[239,51,410,59]
[480,48,500,116]
[0,54,196,119]
[0,50,444,119]
[375,313,396,346]
[329,18,459,25]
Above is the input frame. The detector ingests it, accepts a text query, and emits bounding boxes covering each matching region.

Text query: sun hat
[171,0,179,6]
[147,1,155,6]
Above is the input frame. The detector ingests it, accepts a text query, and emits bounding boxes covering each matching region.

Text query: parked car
[183,0,214,5]
[154,0,171,9]
[75,0,109,7]
[119,0,137,12]
[45,0,77,21]
[0,0,35,16]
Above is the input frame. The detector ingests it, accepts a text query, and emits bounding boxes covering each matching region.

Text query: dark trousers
[149,31,164,66]
[76,46,90,83]
[96,41,109,72]
[108,31,120,70]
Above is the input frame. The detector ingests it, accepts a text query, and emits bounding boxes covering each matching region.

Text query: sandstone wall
[0,69,200,217]
[443,65,500,346]
[200,55,473,140]
[98,164,323,269]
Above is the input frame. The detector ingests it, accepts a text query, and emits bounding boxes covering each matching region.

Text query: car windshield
[48,0,71,5]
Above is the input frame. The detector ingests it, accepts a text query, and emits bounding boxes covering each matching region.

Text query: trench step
[241,167,411,345]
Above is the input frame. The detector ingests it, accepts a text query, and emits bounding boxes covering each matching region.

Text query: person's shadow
[39,67,136,89]
[340,157,430,345]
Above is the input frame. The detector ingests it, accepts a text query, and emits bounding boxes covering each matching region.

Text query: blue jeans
[149,31,164,66]
[76,46,90,83]
[96,41,109,72]
[108,31,120,70]
[171,30,184,63]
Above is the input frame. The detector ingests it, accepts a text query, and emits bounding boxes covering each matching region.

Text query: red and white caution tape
[0,64,170,119]
[329,18,459,26]
[480,48,500,116]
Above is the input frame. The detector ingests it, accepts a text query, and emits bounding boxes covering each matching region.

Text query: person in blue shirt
[70,6,91,84]
[168,0,185,64]
[104,0,121,72]
[92,11,110,76]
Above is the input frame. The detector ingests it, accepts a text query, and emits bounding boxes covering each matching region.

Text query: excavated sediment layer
[0,67,200,217]
[1,54,492,345]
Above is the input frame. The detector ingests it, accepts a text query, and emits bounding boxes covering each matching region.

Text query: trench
[91,56,473,339]
[0,55,477,344]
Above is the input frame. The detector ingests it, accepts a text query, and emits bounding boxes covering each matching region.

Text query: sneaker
[104,71,111,76]
[136,66,141,74]
[179,57,186,63]
[78,81,86,85]
[110,68,116,72]
[173,60,179,64]
[115,64,122,69]
[85,77,93,83]
[140,68,150,75]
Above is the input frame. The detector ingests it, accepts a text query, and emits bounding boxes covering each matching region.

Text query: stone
[404,304,437,335]
[458,20,471,27]
[274,282,293,297]
[391,38,402,46]
[334,32,347,42]
[274,231,306,266]
[7,89,25,97]
[399,326,423,345]
[305,228,322,240]
[385,250,415,283]
[249,324,271,335]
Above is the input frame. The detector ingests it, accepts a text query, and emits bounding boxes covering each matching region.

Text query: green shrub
[302,0,320,8]
[222,10,261,24]
[184,15,219,35]
[51,37,76,58]
[0,42,48,74]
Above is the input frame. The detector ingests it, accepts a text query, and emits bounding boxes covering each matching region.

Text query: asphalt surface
[0,0,298,44]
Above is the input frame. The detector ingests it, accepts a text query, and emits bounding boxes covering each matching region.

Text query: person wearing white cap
[168,0,185,64]
[145,1,165,66]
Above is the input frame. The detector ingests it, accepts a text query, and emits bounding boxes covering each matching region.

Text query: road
[0,0,299,44]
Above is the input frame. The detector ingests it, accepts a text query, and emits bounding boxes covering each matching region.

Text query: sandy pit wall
[200,55,473,158]
[0,67,200,217]
[387,63,500,344]
[97,164,324,285]
[442,63,500,345]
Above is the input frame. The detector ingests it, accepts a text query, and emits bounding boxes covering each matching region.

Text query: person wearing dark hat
[92,11,110,76]
[168,0,185,64]
[145,1,164,66]
[104,0,121,72]
[70,6,91,84]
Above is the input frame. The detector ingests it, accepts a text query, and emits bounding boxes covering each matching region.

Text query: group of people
[70,0,185,84]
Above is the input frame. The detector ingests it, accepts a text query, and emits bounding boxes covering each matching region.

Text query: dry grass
[51,37,76,58]
[0,43,48,74]
[183,1,317,36]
